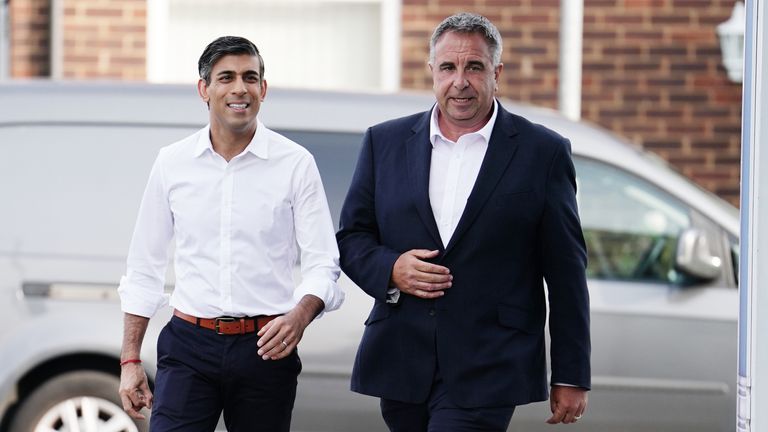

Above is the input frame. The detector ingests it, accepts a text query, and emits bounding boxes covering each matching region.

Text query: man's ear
[494,63,504,84]
[197,79,210,103]
[259,79,268,101]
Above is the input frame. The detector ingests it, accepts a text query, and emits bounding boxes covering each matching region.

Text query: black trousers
[149,316,301,432]
[380,365,515,432]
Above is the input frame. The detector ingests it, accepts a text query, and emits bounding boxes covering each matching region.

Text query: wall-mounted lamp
[717,1,746,83]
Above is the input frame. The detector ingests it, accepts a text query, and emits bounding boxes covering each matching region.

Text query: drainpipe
[738,2,767,432]
[558,0,584,121]
[50,0,63,78]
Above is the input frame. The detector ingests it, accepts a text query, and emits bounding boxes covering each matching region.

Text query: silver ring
[575,415,582,420]
[281,340,288,348]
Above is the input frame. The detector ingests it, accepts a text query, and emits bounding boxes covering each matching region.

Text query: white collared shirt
[428,100,498,246]
[118,121,343,318]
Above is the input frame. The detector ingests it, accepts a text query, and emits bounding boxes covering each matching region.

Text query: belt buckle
[214,316,236,335]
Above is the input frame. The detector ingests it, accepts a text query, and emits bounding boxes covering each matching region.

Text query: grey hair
[429,12,503,66]
[198,36,264,85]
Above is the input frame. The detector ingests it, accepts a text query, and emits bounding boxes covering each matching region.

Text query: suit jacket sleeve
[542,138,591,390]
[336,128,401,302]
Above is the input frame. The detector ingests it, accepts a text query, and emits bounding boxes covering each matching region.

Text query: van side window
[574,157,692,284]
[277,130,363,227]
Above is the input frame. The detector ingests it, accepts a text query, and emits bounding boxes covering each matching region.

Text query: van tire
[8,370,149,432]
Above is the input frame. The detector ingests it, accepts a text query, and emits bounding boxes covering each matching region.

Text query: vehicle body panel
[0,81,738,431]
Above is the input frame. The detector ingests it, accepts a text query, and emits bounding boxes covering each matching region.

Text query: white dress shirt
[429,100,498,246]
[118,121,343,318]
[386,101,499,305]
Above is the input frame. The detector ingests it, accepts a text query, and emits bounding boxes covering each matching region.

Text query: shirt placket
[220,162,234,313]
[439,140,466,244]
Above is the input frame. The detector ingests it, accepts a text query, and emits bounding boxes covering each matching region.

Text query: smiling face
[197,53,267,138]
[429,31,502,136]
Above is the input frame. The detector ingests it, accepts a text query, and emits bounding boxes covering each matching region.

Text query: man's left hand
[546,385,588,424]
[256,295,324,360]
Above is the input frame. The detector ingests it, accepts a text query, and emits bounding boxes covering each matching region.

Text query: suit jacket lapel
[406,111,443,249]
[444,106,520,256]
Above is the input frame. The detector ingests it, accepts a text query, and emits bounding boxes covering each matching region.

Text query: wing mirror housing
[675,228,722,281]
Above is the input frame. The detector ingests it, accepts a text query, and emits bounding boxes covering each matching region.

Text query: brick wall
[10,0,51,77]
[60,0,146,80]
[401,0,743,206]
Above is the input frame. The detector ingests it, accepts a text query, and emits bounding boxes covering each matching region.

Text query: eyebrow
[215,70,260,78]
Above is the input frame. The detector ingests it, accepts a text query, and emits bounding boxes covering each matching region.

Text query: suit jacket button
[429,309,435,316]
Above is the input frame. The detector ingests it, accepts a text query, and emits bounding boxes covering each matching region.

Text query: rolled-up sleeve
[291,154,344,313]
[117,150,173,318]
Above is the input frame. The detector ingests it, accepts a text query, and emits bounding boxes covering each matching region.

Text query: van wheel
[9,371,148,432]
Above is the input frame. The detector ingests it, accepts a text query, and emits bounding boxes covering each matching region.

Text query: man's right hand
[119,363,153,419]
[391,249,452,299]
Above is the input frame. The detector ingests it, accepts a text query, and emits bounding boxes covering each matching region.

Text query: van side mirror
[675,228,722,281]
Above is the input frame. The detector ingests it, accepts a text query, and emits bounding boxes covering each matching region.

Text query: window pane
[152,0,383,91]
[575,157,691,284]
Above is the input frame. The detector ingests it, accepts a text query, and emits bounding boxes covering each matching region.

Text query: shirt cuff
[386,287,401,304]
[117,275,169,318]
[294,275,345,315]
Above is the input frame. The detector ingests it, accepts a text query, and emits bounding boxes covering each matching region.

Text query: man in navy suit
[336,12,590,431]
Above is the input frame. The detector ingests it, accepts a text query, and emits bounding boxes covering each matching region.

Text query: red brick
[671,0,718,6]
[624,62,661,71]
[583,62,614,71]
[603,46,643,55]
[624,92,662,102]
[603,77,641,86]
[669,92,709,103]
[644,139,681,149]
[713,125,742,135]
[509,14,552,25]
[605,15,645,24]
[692,139,732,150]
[85,8,123,17]
[584,30,619,39]
[649,46,688,56]
[600,108,638,118]
[647,109,684,118]
[669,155,708,165]
[670,61,708,71]
[647,77,686,86]
[625,30,664,40]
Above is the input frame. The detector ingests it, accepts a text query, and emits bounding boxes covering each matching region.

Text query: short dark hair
[198,36,264,85]
[430,12,502,66]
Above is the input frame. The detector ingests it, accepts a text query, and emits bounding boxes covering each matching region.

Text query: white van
[0,81,739,432]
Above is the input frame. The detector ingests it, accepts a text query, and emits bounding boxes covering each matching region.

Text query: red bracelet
[120,359,142,366]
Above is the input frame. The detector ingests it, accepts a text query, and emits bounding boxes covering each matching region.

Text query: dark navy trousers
[150,316,301,432]
[379,365,515,432]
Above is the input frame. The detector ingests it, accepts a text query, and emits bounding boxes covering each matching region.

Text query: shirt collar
[429,99,498,148]
[193,120,269,159]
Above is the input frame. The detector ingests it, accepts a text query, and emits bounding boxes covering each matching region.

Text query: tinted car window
[574,157,692,284]
[278,130,363,226]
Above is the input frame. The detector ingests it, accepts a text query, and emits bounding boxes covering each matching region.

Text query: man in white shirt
[337,13,589,431]
[117,36,343,432]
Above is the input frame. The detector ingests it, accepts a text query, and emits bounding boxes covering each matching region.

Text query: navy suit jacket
[336,103,590,408]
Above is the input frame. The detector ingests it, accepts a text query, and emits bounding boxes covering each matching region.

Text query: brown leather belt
[173,309,279,335]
